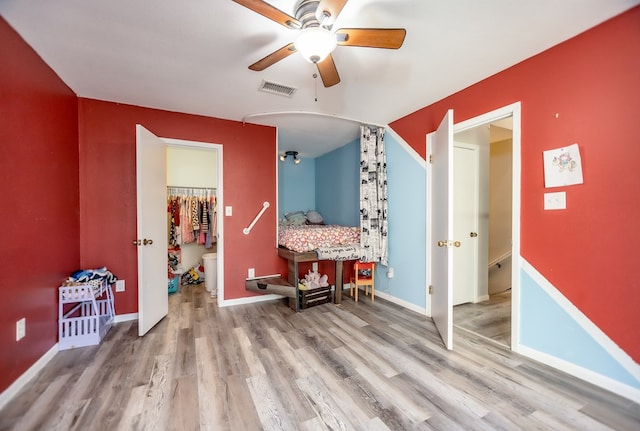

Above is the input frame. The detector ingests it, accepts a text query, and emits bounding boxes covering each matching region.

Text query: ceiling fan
[232,0,406,87]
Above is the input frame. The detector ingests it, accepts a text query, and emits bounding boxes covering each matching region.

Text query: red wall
[0,17,80,392]
[390,7,640,362]
[78,99,287,314]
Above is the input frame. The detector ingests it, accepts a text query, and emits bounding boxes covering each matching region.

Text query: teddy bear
[299,269,329,290]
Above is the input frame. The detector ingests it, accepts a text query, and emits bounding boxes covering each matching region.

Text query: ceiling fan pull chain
[313,73,318,102]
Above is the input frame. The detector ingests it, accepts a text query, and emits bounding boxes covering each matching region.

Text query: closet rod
[167,186,216,190]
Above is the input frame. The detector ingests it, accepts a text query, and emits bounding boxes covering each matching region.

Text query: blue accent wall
[381,131,427,307]
[315,140,359,226]
[278,157,315,219]
[521,269,640,388]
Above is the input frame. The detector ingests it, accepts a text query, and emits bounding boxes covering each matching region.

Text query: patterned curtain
[359,125,388,265]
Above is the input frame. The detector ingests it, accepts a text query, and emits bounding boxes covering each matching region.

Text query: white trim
[518,344,640,405]
[474,295,490,303]
[521,258,640,383]
[0,343,58,410]
[375,290,428,315]
[162,137,224,307]
[114,313,138,323]
[219,294,285,308]
[386,127,426,167]
[241,110,385,129]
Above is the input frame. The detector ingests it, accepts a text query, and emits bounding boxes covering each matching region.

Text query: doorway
[136,129,224,337]
[452,119,513,347]
[164,138,223,307]
[427,102,521,351]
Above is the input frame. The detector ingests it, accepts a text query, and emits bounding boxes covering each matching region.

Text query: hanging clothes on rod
[167,186,217,248]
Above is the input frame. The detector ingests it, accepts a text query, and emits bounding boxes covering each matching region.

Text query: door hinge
[429,285,433,294]
[429,154,433,164]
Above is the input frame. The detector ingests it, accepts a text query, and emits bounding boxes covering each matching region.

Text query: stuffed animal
[300,269,329,290]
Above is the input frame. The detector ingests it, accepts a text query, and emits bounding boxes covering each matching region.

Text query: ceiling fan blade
[316,0,349,25]
[316,54,340,87]
[335,28,406,49]
[249,43,297,71]
[232,0,301,29]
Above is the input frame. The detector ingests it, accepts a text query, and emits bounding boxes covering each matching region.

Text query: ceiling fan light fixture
[294,27,337,63]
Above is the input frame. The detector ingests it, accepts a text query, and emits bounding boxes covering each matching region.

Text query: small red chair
[350,262,375,302]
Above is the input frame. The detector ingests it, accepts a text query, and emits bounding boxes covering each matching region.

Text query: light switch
[544,192,566,210]
[225,206,232,216]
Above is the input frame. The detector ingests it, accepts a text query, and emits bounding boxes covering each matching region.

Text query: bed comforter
[278,224,360,253]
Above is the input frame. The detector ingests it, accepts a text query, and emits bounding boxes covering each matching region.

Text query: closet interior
[166,145,219,296]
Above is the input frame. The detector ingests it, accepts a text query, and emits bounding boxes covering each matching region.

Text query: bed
[278,224,362,304]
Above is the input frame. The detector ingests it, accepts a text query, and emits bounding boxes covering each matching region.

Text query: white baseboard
[374,289,428,315]
[343,283,427,315]
[518,344,640,405]
[0,343,58,410]
[114,313,138,323]
[220,293,285,307]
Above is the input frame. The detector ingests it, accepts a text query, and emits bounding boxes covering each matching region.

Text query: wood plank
[168,375,200,431]
[195,336,227,431]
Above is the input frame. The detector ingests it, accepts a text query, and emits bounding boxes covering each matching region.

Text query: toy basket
[168,275,179,294]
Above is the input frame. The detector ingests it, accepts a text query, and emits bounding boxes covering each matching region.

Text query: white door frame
[427,101,521,350]
[162,138,224,306]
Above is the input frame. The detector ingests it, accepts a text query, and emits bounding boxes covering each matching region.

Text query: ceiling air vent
[259,80,297,97]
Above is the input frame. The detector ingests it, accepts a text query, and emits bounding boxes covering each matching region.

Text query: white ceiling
[1,0,637,157]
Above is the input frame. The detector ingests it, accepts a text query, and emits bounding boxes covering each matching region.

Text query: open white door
[136,125,168,336]
[430,110,454,349]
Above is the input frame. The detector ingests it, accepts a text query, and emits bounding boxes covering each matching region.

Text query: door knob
[143,239,153,245]
[437,240,447,247]
[453,241,461,247]
[470,232,478,238]
[132,239,141,246]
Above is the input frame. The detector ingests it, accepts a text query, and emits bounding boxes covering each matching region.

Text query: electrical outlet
[225,206,233,216]
[248,268,255,278]
[115,280,125,292]
[312,262,318,272]
[16,318,26,341]
[387,267,394,278]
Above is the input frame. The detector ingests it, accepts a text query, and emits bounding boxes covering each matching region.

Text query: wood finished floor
[1,284,639,431]
[453,290,512,347]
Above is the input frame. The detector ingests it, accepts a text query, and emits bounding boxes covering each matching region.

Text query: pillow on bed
[284,211,307,225]
[305,210,324,224]
[284,210,304,220]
